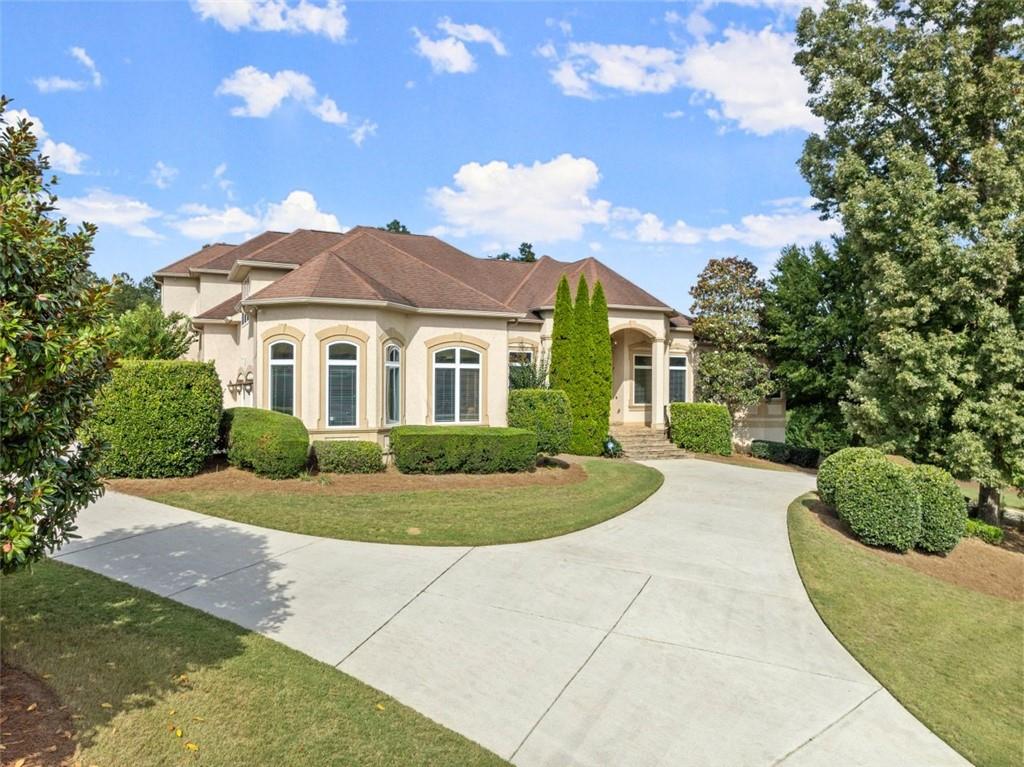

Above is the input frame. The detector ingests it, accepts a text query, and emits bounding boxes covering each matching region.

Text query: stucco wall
[196,274,240,313]
[199,324,242,409]
[732,395,788,447]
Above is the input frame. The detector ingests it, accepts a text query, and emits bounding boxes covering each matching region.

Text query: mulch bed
[804,498,1024,602]
[108,455,588,497]
[0,665,76,767]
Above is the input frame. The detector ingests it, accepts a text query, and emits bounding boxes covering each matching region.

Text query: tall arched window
[269,340,295,415]
[326,342,358,427]
[434,347,480,423]
[384,344,401,425]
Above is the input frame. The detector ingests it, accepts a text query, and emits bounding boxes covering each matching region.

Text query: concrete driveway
[57,460,969,766]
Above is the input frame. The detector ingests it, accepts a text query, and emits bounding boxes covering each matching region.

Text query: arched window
[434,347,481,423]
[384,344,401,425]
[326,341,358,427]
[669,356,687,403]
[269,340,295,415]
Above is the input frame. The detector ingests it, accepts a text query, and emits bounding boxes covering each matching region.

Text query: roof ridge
[503,255,551,306]
[328,251,403,303]
[359,230,513,311]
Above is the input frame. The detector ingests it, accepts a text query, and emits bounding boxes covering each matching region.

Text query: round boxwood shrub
[89,360,222,478]
[816,447,886,507]
[834,460,922,552]
[223,407,309,479]
[507,389,573,454]
[910,464,966,554]
[313,440,384,474]
[669,402,732,455]
[391,426,537,474]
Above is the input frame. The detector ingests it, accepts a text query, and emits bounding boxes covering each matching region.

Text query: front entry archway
[611,327,658,427]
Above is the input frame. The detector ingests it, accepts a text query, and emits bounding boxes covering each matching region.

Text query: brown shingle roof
[165,227,673,316]
[195,292,242,321]
[154,243,236,277]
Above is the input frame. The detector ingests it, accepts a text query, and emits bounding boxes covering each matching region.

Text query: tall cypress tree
[590,281,613,441]
[549,276,574,392]
[569,276,599,455]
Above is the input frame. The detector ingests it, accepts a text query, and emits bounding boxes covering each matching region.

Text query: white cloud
[69,47,102,87]
[348,120,377,147]
[149,160,179,189]
[34,46,102,93]
[32,76,85,93]
[413,17,507,74]
[437,17,507,56]
[59,189,162,239]
[545,17,573,37]
[541,26,817,135]
[681,27,820,134]
[191,0,348,41]
[2,108,88,174]
[664,109,685,119]
[429,154,611,245]
[216,66,372,144]
[171,190,342,240]
[213,162,234,198]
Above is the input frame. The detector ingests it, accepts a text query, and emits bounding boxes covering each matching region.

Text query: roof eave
[228,259,300,282]
[243,296,524,319]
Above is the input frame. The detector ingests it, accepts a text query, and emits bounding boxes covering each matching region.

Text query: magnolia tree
[796,0,1024,522]
[690,257,775,415]
[0,98,116,572]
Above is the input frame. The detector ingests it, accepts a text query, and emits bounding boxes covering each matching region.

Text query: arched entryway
[610,326,659,427]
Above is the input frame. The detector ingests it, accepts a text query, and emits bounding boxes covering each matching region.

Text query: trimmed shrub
[391,426,537,474]
[223,407,309,479]
[669,403,732,455]
[835,460,921,552]
[313,440,384,474]
[910,464,967,554]
[507,389,573,454]
[965,518,1004,545]
[789,445,822,468]
[90,360,222,478]
[785,404,851,457]
[751,439,790,463]
[816,447,886,507]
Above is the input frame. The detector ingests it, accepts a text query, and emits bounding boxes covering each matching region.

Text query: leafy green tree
[590,281,613,436]
[110,303,195,360]
[105,272,159,315]
[548,276,574,390]
[508,352,550,390]
[518,242,537,263]
[382,220,410,234]
[0,98,116,573]
[690,257,774,414]
[796,0,1024,522]
[762,241,865,449]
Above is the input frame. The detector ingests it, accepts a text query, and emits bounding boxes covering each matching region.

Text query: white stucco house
[155,226,784,448]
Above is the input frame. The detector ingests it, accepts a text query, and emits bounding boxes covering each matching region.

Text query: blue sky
[2,0,838,312]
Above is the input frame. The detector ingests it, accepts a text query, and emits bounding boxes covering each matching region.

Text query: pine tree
[549,276,574,391]
[569,276,599,455]
[590,281,613,442]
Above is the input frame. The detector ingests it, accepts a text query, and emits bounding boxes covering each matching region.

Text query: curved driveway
[58,460,969,766]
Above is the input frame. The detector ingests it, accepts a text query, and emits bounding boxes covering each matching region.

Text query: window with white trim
[434,347,481,423]
[326,342,358,427]
[633,354,652,406]
[385,344,401,425]
[669,356,688,403]
[269,341,295,415]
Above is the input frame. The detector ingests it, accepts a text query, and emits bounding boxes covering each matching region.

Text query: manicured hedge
[507,389,573,454]
[223,407,309,479]
[313,440,384,474]
[965,518,1004,545]
[390,426,538,474]
[751,439,821,468]
[910,464,967,554]
[834,458,922,552]
[669,403,732,455]
[90,360,222,478]
[816,447,886,507]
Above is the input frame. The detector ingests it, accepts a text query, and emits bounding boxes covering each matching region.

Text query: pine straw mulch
[803,498,1024,602]
[0,665,76,767]
[107,455,587,497]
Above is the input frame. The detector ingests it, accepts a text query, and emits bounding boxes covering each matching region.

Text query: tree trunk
[978,485,1002,526]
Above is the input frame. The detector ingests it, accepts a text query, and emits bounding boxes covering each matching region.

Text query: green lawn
[128,459,663,546]
[788,494,1024,767]
[1,560,506,767]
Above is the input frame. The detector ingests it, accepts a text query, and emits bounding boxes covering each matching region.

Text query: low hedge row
[313,440,384,474]
[965,518,1004,546]
[507,389,573,454]
[89,360,222,478]
[750,439,820,468]
[669,403,731,455]
[817,447,967,554]
[390,425,538,474]
[223,407,309,479]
